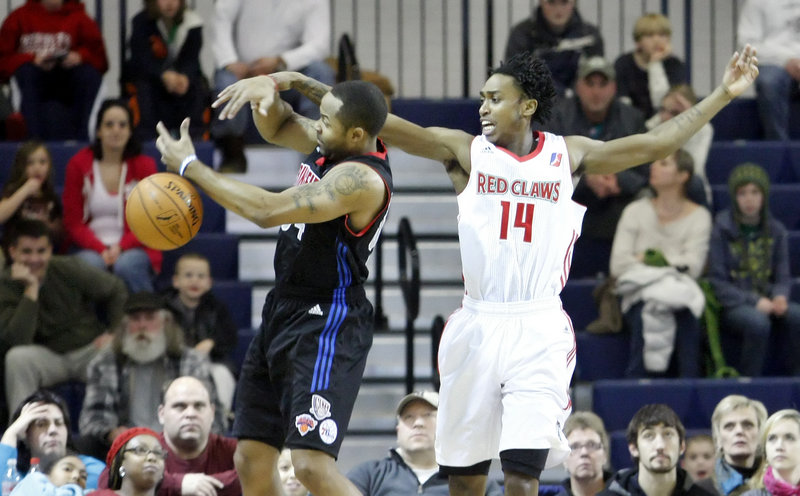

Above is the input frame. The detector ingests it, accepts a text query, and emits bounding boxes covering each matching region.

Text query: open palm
[722,44,759,97]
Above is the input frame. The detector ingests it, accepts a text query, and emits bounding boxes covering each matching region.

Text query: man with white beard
[77,291,224,460]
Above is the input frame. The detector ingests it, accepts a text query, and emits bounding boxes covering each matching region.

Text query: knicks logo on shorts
[295,414,318,436]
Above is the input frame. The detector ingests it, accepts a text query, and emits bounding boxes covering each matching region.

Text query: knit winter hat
[106,427,160,467]
[728,162,770,204]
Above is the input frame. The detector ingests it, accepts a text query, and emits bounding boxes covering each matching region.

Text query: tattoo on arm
[670,105,703,130]
[294,79,331,105]
[290,166,370,213]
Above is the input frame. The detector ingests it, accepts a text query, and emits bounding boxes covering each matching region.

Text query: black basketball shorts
[233,291,374,457]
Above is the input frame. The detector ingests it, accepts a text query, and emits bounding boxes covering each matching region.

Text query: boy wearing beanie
[708,163,800,376]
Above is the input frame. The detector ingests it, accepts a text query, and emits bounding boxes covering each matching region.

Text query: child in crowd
[708,163,800,377]
[0,141,64,260]
[10,453,88,495]
[681,434,715,482]
[278,448,310,496]
[163,253,237,413]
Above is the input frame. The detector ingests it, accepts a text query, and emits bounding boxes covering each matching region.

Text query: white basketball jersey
[458,132,586,302]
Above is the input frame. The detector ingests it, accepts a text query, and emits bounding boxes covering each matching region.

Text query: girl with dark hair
[0,141,64,258]
[92,427,164,496]
[62,99,162,292]
[0,389,104,490]
[10,453,87,495]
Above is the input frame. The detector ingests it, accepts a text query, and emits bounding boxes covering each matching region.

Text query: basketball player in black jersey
[257,47,759,496]
[155,78,391,496]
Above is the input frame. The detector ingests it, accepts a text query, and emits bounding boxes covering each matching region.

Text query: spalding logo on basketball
[125,172,203,250]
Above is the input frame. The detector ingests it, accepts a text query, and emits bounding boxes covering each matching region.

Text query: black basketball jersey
[272,140,392,303]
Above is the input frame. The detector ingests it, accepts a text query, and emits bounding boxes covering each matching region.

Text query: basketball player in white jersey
[211,45,759,496]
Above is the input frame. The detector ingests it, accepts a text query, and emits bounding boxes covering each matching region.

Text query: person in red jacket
[0,0,108,141]
[62,99,161,292]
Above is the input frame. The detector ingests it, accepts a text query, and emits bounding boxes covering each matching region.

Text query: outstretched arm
[213,75,316,154]
[156,120,387,229]
[271,71,474,173]
[568,45,759,175]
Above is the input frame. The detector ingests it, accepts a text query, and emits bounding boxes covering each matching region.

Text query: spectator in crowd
[0,0,108,141]
[698,395,768,496]
[645,84,714,206]
[1,219,127,418]
[611,149,711,378]
[737,1,800,140]
[62,98,162,293]
[91,427,165,496]
[0,389,104,490]
[348,391,502,496]
[279,448,309,496]
[742,409,800,496]
[163,253,237,414]
[97,376,240,495]
[504,0,604,96]
[210,0,336,172]
[598,404,713,496]
[10,453,87,495]
[682,434,716,482]
[560,411,612,496]
[124,0,208,141]
[614,13,687,118]
[0,141,64,259]
[708,163,800,377]
[546,55,648,278]
[78,291,224,461]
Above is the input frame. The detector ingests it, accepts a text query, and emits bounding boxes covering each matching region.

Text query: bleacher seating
[594,377,800,470]
[154,232,240,290]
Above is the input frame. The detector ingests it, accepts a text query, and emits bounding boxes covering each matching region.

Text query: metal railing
[0,0,745,101]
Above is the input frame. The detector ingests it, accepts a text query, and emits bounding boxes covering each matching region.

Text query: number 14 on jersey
[499,200,534,243]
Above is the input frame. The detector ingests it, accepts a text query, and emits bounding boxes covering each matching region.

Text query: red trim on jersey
[344,170,392,237]
[563,305,577,411]
[314,139,388,166]
[560,231,579,289]
[495,131,546,162]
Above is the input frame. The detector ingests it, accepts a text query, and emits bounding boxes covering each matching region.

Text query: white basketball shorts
[435,295,576,470]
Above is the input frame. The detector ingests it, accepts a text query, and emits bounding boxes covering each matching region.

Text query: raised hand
[156,118,197,173]
[212,76,279,120]
[1,401,51,445]
[722,44,759,98]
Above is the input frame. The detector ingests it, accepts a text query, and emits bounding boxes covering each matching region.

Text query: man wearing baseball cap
[347,391,502,496]
[546,54,648,278]
[77,292,223,460]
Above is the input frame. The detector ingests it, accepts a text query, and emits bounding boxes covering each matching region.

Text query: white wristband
[179,154,197,177]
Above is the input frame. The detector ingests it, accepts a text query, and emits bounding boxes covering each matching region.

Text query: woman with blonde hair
[742,409,800,496]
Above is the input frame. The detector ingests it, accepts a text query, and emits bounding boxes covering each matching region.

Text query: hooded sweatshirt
[708,163,792,308]
[598,467,714,496]
[0,0,108,81]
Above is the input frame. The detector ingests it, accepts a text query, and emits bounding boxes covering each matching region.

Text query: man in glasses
[561,412,612,496]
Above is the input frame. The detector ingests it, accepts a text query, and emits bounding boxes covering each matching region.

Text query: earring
[119,466,126,478]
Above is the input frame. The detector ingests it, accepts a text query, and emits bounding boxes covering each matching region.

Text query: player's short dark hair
[330,80,388,137]
[626,403,686,447]
[492,53,557,124]
[5,219,54,247]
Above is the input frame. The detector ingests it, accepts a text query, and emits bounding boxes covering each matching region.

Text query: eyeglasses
[124,446,167,460]
[569,441,603,453]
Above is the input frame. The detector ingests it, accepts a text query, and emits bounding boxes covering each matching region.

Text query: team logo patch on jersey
[319,419,338,445]
[308,304,324,316]
[310,394,332,420]
[550,153,563,167]
[295,414,318,436]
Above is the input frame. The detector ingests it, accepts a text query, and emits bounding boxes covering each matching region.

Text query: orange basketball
[125,172,203,250]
